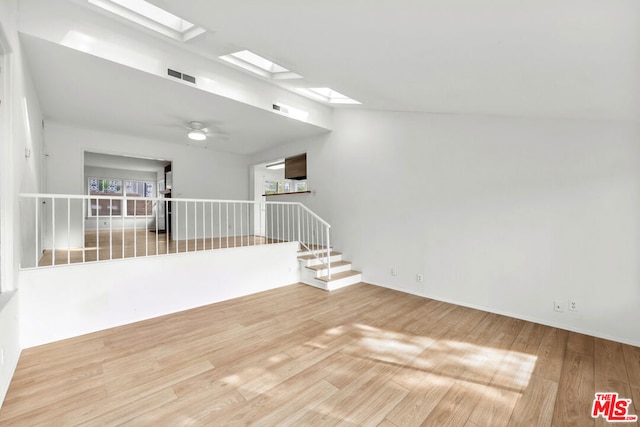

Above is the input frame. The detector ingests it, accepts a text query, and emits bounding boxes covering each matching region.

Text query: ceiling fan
[183,121,228,142]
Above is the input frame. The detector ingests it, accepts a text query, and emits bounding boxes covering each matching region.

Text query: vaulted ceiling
[19,0,640,154]
[172,0,640,121]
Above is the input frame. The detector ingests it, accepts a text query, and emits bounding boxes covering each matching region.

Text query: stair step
[305,261,351,271]
[316,270,362,283]
[298,244,330,253]
[298,251,341,261]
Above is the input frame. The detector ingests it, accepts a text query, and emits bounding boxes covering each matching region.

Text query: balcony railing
[19,194,332,278]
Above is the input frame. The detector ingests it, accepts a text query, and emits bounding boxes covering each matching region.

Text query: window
[277,181,291,194]
[88,178,154,216]
[264,181,277,195]
[89,178,123,216]
[264,180,307,195]
[125,180,154,216]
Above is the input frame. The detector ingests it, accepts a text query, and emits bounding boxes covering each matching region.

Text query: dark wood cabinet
[285,153,307,180]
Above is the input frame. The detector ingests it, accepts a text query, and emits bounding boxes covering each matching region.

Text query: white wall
[0,0,44,408]
[253,110,640,347]
[46,122,249,199]
[17,42,44,269]
[0,292,19,408]
[83,215,153,232]
[19,242,301,348]
[0,1,43,281]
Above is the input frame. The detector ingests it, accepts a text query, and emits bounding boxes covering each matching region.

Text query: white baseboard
[365,281,640,348]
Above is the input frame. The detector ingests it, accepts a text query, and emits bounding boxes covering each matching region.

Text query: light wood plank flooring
[38,230,280,267]
[1,283,638,426]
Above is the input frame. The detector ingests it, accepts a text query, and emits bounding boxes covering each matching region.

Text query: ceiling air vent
[167,68,181,79]
[182,73,196,84]
[167,68,196,84]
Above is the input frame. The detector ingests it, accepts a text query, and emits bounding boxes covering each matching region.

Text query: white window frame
[87,177,155,217]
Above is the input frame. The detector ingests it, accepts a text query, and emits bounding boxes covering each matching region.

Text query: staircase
[298,248,362,291]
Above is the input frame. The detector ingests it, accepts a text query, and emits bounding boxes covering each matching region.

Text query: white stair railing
[18,194,331,278]
[296,203,331,279]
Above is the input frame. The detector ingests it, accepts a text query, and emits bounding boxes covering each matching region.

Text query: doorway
[252,160,285,237]
[82,151,171,233]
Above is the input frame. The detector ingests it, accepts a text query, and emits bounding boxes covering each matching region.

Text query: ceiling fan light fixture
[188,129,206,141]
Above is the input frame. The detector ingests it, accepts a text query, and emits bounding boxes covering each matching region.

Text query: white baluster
[110,198,114,260]
[35,196,39,267]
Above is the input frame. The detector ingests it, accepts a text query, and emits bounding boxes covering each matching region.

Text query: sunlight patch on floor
[218,321,537,418]
[346,323,538,394]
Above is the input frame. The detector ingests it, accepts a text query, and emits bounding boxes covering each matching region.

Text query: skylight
[88,0,205,42]
[219,50,302,80]
[232,50,289,74]
[301,87,361,105]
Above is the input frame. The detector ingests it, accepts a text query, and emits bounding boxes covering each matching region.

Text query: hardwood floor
[0,283,638,426]
[38,230,279,266]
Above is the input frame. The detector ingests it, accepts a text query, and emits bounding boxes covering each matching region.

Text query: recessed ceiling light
[300,87,361,105]
[219,50,302,80]
[88,0,205,42]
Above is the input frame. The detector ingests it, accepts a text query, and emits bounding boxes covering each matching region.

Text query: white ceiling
[20,0,640,156]
[167,0,640,121]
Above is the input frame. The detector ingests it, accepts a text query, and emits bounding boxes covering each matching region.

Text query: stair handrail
[298,203,331,227]
[296,204,332,280]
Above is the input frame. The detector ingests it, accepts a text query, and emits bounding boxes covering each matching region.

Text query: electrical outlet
[416,273,424,282]
[554,301,564,312]
[569,300,578,311]
[0,348,4,365]
[391,268,398,276]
